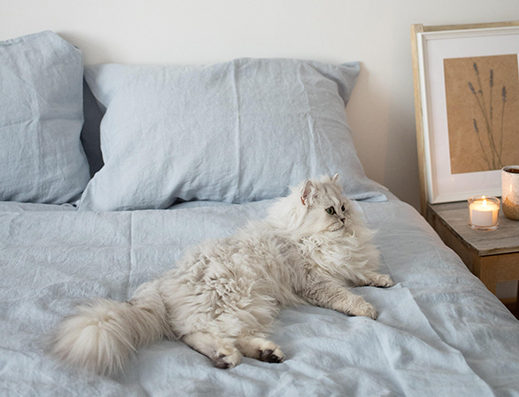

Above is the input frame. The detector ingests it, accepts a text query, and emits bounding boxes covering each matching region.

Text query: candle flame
[482,198,487,208]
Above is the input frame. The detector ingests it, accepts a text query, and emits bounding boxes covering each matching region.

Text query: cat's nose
[340,218,345,223]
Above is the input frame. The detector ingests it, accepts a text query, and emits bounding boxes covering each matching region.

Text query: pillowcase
[0,31,90,203]
[80,58,385,211]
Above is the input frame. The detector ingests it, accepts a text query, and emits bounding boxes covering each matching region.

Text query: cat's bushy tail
[50,281,169,376]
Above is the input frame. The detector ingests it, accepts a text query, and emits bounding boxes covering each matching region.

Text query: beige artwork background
[444,54,519,174]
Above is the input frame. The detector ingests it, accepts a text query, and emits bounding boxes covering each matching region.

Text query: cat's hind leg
[182,332,242,369]
[235,336,285,363]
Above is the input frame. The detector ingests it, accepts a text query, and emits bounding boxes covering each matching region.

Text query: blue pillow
[0,31,90,203]
[81,59,385,211]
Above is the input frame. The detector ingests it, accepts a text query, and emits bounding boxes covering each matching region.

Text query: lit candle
[468,195,500,230]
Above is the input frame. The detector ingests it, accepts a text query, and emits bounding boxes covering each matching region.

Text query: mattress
[1,194,519,396]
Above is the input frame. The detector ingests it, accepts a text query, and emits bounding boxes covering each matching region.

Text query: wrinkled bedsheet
[1,195,519,396]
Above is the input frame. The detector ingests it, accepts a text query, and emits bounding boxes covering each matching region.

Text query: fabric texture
[81,59,385,211]
[0,31,90,203]
[0,195,518,395]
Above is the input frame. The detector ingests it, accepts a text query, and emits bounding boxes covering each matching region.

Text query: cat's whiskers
[328,224,345,233]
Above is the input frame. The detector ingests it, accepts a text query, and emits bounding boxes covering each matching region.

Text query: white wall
[2,0,519,210]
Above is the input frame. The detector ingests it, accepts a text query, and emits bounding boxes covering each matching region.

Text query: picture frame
[411,21,519,215]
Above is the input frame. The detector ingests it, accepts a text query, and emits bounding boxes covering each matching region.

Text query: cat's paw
[259,346,285,363]
[236,337,285,364]
[213,348,242,369]
[349,300,378,320]
[370,274,395,288]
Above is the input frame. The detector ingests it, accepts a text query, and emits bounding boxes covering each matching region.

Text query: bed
[1,31,519,397]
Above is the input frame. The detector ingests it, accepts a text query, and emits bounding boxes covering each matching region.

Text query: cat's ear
[301,180,315,206]
[332,173,339,183]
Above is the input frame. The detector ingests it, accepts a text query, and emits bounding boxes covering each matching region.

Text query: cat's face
[267,174,357,236]
[298,175,356,236]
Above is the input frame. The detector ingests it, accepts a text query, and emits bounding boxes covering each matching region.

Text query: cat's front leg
[301,271,377,320]
[356,271,394,288]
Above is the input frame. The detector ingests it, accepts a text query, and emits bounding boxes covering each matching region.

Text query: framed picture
[411,21,519,214]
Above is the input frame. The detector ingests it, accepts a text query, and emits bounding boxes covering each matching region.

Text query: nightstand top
[428,201,519,256]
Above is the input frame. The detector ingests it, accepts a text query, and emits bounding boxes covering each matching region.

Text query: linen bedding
[2,30,519,396]
[1,193,519,397]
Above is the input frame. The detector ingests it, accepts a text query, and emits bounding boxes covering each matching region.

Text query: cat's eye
[341,204,346,212]
[326,207,336,215]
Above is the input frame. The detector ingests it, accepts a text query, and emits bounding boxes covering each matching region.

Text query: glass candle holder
[468,195,500,231]
[502,166,519,220]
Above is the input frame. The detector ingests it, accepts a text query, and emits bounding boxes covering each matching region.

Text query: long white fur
[50,175,393,375]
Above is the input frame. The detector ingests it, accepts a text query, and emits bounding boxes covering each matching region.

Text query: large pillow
[80,59,385,211]
[0,31,90,203]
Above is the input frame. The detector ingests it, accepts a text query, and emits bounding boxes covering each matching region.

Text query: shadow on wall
[58,31,116,64]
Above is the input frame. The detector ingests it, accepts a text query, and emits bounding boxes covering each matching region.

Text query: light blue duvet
[1,194,518,396]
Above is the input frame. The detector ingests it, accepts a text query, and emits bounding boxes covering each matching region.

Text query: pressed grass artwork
[444,54,519,174]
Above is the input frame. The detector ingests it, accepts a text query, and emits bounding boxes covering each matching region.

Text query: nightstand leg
[473,256,497,294]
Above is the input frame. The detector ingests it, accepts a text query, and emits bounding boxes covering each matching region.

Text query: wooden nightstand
[426,201,519,312]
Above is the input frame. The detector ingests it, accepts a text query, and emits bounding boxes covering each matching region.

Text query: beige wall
[2,0,519,210]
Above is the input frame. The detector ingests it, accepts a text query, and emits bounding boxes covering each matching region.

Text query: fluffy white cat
[51,174,394,375]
